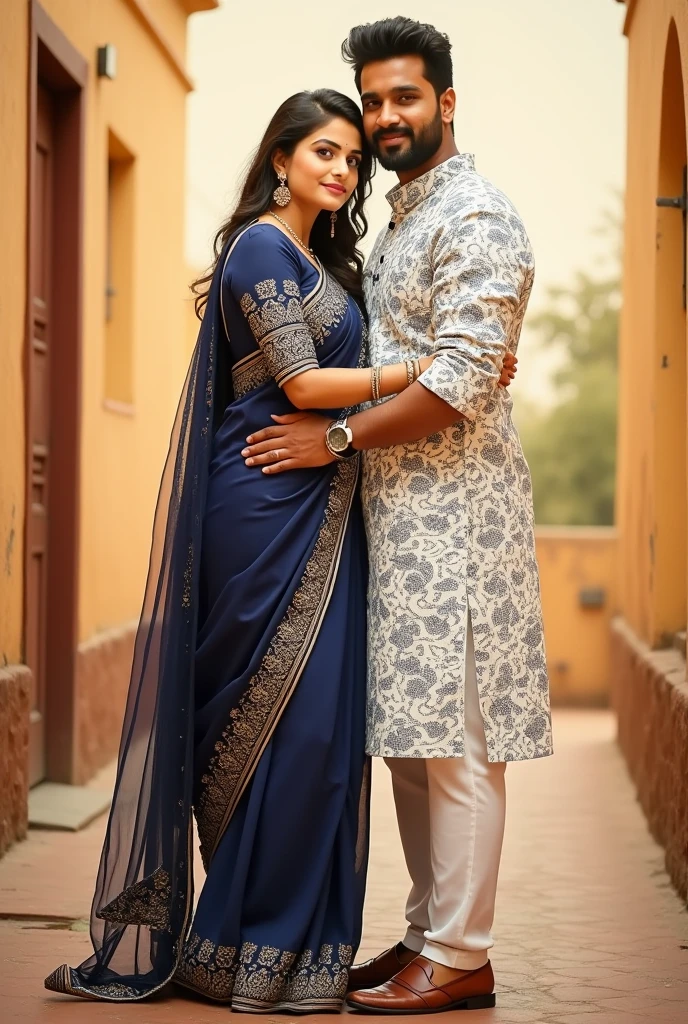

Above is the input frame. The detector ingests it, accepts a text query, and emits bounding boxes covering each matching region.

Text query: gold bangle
[405,360,414,387]
[370,365,381,402]
[371,365,381,402]
[414,358,421,381]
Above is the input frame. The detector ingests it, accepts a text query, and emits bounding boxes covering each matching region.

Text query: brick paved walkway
[1,711,687,1022]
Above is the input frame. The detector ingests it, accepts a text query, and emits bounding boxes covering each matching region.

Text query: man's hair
[342,16,453,98]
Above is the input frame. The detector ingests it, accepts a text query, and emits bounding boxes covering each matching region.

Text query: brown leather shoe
[347,942,415,993]
[346,955,496,1013]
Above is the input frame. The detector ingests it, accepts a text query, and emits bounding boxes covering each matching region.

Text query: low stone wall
[75,621,136,784]
[0,624,135,859]
[0,665,31,856]
[611,616,688,903]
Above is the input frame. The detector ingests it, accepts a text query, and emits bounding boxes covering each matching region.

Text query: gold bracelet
[371,365,381,402]
[405,360,414,387]
[414,358,421,381]
[370,365,381,402]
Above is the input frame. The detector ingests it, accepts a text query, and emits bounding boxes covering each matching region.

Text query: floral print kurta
[362,154,552,762]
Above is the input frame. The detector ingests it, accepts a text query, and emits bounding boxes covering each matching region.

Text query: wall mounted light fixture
[97,45,117,80]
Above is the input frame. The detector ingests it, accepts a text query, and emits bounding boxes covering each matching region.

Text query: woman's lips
[322,183,346,195]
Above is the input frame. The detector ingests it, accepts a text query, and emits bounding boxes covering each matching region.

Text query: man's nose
[376,103,401,128]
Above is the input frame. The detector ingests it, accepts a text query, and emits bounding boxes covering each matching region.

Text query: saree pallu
[45,224,370,1011]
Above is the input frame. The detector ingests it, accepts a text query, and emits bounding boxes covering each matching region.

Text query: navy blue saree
[45,222,370,1012]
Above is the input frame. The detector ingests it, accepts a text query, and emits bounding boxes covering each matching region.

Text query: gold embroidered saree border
[174,933,353,1007]
[44,819,195,1002]
[195,456,360,869]
[95,865,173,932]
[231,350,271,398]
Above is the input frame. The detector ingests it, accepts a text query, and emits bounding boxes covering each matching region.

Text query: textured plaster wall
[0,667,31,857]
[614,0,688,904]
[0,0,29,668]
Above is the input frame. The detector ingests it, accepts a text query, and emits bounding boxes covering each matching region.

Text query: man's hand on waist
[242,412,334,474]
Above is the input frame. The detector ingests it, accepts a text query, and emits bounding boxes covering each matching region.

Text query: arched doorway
[652,19,687,649]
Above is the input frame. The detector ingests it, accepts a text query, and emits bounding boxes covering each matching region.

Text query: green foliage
[516,263,620,526]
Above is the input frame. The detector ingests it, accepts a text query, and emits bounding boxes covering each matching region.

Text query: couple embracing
[46,15,552,1015]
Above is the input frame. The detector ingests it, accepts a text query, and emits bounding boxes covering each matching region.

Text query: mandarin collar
[385,153,476,216]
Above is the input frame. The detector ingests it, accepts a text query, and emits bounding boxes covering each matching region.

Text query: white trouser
[385,617,507,971]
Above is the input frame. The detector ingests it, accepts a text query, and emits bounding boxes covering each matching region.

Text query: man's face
[359,54,449,172]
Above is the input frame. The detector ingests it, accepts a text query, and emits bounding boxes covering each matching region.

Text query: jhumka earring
[273,171,291,207]
[330,211,337,238]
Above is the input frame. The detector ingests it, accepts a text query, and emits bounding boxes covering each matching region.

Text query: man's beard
[371,107,444,172]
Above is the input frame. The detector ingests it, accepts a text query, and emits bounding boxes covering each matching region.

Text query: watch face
[328,425,349,452]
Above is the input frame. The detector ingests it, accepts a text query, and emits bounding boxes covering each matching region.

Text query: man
[242,16,552,1014]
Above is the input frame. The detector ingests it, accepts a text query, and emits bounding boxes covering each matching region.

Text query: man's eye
[399,95,415,103]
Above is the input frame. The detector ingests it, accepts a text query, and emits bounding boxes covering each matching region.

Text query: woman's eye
[348,157,360,168]
[316,148,333,159]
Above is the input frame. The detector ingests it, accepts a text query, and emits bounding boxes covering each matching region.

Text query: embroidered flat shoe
[345,955,496,1014]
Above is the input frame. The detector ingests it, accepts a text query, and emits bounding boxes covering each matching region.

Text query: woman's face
[276,117,363,214]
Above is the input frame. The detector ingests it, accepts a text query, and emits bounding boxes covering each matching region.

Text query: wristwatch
[325,417,357,460]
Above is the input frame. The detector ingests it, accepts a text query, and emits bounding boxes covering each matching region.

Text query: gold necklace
[268,211,315,256]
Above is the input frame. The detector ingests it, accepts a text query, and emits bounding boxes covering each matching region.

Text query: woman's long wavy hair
[192,89,374,317]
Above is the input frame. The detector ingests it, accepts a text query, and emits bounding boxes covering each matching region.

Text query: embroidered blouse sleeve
[224,230,320,388]
[418,200,534,421]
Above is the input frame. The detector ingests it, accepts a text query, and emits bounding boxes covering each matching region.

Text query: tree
[516,239,620,526]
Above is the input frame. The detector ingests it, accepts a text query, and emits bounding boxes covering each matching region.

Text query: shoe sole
[345,993,496,1013]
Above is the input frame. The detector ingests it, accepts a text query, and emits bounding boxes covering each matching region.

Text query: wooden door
[26,84,55,786]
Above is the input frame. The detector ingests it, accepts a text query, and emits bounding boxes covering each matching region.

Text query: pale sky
[185,0,627,404]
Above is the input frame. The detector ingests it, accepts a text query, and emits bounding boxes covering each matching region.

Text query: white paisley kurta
[362,153,552,763]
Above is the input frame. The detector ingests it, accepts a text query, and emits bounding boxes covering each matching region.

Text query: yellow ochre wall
[0,2,30,668]
[616,0,688,646]
[35,0,206,643]
[612,0,688,904]
[0,0,215,810]
[0,0,199,660]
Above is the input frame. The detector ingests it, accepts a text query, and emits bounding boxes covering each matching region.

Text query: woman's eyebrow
[312,139,363,156]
